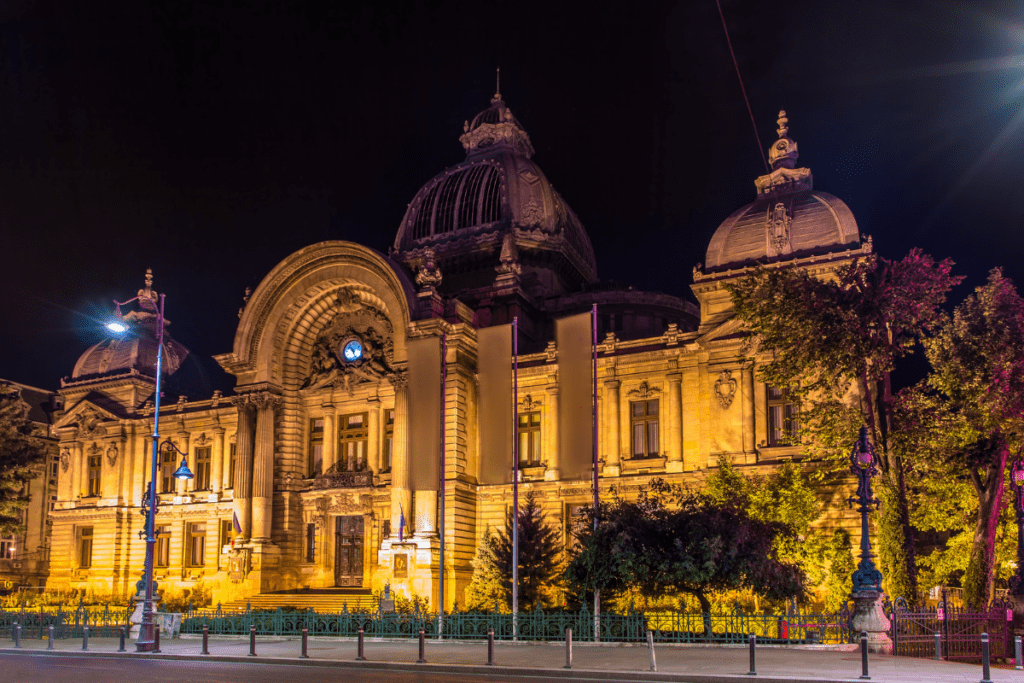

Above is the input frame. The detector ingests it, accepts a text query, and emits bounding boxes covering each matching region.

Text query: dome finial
[492,67,501,103]
[138,268,157,303]
[777,110,789,139]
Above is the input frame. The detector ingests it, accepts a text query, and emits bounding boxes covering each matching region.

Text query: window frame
[629,399,660,459]
[186,522,206,568]
[87,453,102,496]
[381,409,394,473]
[517,411,542,467]
[155,525,171,568]
[194,447,211,491]
[767,386,800,446]
[308,417,324,477]
[79,526,94,568]
[159,447,177,493]
[226,442,236,489]
[305,522,317,563]
[337,412,369,472]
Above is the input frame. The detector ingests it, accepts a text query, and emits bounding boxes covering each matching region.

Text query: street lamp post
[846,425,891,653]
[110,278,193,652]
[1008,458,1024,633]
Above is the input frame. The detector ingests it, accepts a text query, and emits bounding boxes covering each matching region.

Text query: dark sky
[2,0,1023,394]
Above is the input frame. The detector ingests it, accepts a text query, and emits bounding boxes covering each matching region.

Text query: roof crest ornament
[493,67,501,103]
[754,108,812,197]
[137,268,158,306]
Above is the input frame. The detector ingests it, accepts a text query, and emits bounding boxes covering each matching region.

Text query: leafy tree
[0,383,50,536]
[727,249,962,600]
[821,530,855,612]
[474,490,562,612]
[897,270,1024,605]
[564,480,804,634]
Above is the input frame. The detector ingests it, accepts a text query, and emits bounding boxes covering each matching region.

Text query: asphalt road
[0,654,638,683]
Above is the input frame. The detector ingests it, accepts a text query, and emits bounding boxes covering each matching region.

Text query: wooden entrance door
[334,516,364,587]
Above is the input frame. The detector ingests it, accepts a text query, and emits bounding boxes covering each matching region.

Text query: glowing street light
[106,321,129,334]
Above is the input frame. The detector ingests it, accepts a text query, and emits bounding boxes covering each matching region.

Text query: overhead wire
[715,0,770,173]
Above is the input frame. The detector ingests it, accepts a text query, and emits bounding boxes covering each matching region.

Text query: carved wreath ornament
[714,371,738,409]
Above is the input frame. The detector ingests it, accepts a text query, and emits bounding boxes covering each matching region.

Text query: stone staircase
[217,588,377,613]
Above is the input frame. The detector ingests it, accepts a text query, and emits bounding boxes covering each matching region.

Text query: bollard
[647,629,657,672]
[416,628,426,664]
[934,632,941,661]
[859,631,869,680]
[1016,635,1022,671]
[300,628,308,659]
[748,633,756,676]
[202,625,209,655]
[154,625,161,653]
[118,627,126,652]
[82,625,89,651]
[13,623,20,649]
[356,627,366,661]
[981,632,992,683]
[486,628,494,666]
[564,627,573,669]
[47,625,54,649]
[249,624,257,656]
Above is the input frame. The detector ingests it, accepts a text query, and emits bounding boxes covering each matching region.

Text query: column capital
[250,391,283,410]
[604,378,621,390]
[667,372,682,385]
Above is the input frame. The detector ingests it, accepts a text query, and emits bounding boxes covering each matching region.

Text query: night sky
[2,0,1023,395]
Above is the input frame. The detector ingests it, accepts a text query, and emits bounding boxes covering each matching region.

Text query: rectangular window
[195,447,211,490]
[305,522,316,563]
[767,387,800,446]
[88,453,102,496]
[0,537,14,560]
[227,443,236,489]
[565,504,587,551]
[51,456,59,479]
[309,417,324,476]
[220,519,232,548]
[517,412,542,467]
[187,522,206,567]
[630,400,660,458]
[159,447,176,493]
[381,409,394,473]
[49,495,57,512]
[338,413,368,472]
[155,525,170,568]
[79,527,94,568]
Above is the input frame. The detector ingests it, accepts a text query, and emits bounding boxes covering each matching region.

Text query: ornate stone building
[46,99,865,608]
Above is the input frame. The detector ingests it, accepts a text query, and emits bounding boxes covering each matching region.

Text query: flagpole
[439,331,447,634]
[592,303,600,639]
[512,317,519,638]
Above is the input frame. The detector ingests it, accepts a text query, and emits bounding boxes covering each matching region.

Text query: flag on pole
[399,504,406,542]
[231,511,241,549]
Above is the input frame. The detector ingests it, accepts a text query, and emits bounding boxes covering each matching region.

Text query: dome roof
[392,93,597,288]
[70,271,189,382]
[704,111,860,273]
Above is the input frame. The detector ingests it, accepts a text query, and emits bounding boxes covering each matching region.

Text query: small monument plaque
[380,583,395,613]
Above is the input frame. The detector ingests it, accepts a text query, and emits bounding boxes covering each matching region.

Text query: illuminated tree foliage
[897,270,1024,606]
[564,480,804,633]
[727,249,961,600]
[0,383,49,536]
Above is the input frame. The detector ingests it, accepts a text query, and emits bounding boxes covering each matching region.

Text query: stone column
[604,380,621,476]
[322,409,336,474]
[390,377,412,539]
[742,366,756,462]
[210,428,225,500]
[544,383,560,481]
[367,404,380,474]
[175,432,191,496]
[232,397,256,541]
[74,441,86,499]
[251,393,281,543]
[666,373,683,472]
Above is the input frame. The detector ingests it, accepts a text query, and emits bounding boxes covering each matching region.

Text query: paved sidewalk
[1,634,1021,682]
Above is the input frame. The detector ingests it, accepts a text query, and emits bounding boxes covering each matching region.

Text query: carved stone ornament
[495,233,522,277]
[87,442,103,457]
[714,370,738,409]
[521,199,545,228]
[60,448,70,472]
[194,432,211,447]
[415,248,443,289]
[106,443,118,466]
[768,201,792,253]
[627,381,661,401]
[76,408,107,438]
[302,290,398,393]
[519,394,543,411]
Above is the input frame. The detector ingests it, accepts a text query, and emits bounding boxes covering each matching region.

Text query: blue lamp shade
[172,458,194,480]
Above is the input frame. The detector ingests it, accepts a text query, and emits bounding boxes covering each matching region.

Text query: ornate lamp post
[847,425,892,653]
[110,275,193,652]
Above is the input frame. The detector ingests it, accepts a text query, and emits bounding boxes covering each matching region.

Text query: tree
[564,480,804,634]
[0,383,50,536]
[475,490,562,612]
[897,270,1024,605]
[727,249,961,600]
[463,526,505,611]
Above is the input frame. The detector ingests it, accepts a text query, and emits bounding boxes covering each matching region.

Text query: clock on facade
[341,338,363,363]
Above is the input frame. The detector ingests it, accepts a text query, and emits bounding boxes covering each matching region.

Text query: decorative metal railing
[0,602,132,639]
[312,465,373,489]
[886,595,1012,662]
[181,603,852,644]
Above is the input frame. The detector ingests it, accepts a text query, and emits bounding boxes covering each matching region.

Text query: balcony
[312,464,373,490]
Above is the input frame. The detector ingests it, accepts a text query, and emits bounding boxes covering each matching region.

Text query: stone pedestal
[376,535,440,609]
[850,590,892,654]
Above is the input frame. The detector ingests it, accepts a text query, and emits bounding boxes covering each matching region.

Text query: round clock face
[341,339,363,363]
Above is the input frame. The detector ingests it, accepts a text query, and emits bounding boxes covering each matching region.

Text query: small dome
[70,270,189,382]
[393,94,597,290]
[704,110,860,273]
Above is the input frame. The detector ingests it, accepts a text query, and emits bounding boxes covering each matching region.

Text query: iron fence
[181,603,851,644]
[0,602,132,639]
[887,596,1012,662]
